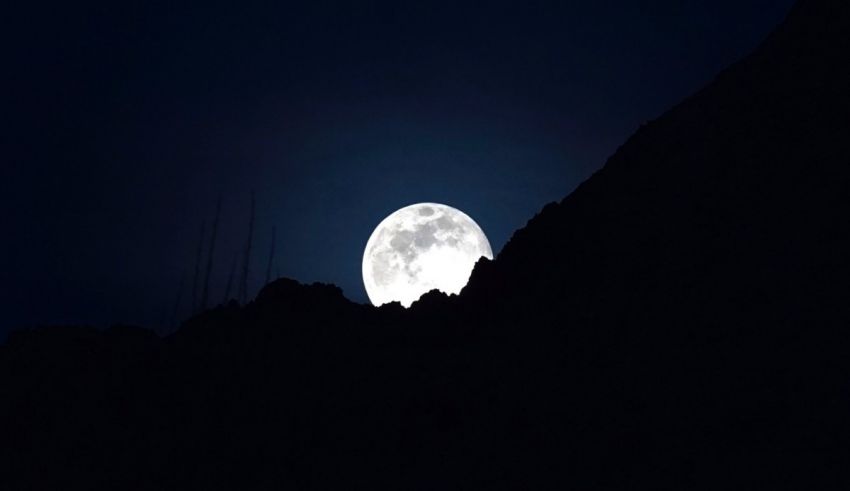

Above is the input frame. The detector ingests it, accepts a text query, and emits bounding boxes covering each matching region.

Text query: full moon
[362,203,493,307]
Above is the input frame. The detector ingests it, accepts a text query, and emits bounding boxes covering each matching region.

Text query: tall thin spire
[222,251,238,304]
[190,221,205,313]
[264,226,276,285]
[200,196,222,310]
[169,270,187,332]
[238,191,255,304]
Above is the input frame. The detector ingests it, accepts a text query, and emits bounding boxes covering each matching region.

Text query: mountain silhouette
[2,0,850,489]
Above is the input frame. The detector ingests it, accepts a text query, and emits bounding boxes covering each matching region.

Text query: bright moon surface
[362,203,493,307]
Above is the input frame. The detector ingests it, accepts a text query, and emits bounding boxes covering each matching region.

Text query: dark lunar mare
[2,0,850,489]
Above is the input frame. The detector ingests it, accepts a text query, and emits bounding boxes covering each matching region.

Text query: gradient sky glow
[1,0,796,336]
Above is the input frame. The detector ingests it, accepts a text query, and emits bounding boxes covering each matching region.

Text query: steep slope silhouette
[470,0,850,319]
[2,0,850,489]
[459,1,850,485]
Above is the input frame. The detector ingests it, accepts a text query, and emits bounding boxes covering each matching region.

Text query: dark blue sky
[2,0,795,335]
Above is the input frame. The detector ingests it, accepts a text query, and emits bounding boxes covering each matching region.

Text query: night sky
[3,0,795,335]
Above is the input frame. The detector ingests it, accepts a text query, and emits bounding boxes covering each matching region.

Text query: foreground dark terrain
[2,0,849,488]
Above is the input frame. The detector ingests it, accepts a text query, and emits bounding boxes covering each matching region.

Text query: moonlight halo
[362,203,493,307]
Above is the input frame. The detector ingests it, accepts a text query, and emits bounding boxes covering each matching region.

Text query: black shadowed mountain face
[2,0,850,489]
